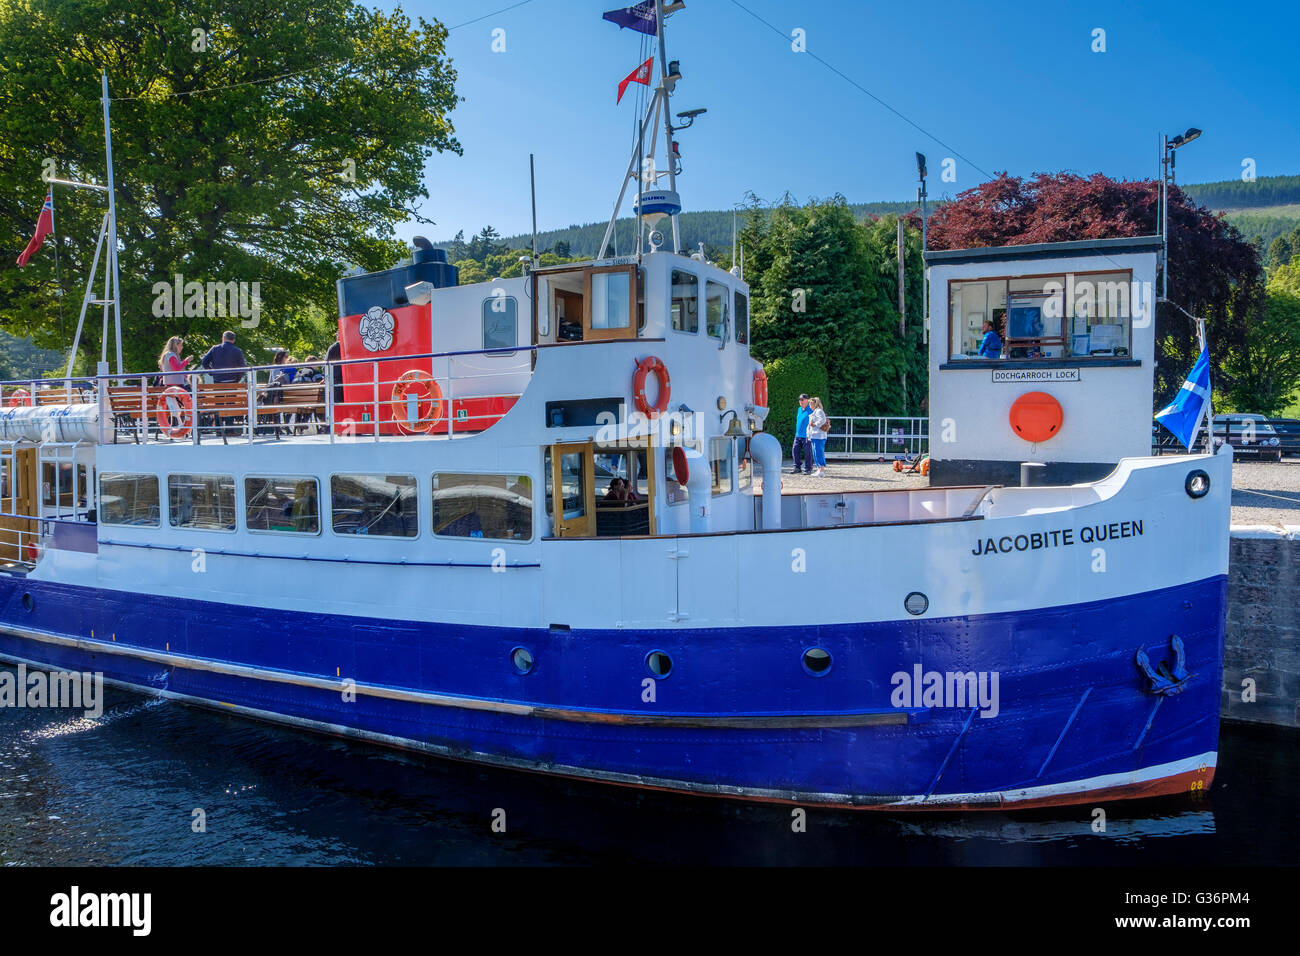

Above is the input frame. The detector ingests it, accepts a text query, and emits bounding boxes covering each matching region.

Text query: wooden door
[549,441,596,538]
[582,264,638,341]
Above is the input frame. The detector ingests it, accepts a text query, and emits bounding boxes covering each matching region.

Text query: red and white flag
[16,192,53,268]
[617,56,654,104]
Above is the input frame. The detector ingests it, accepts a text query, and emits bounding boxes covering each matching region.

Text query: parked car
[1210,413,1283,461]
[1266,417,1300,457]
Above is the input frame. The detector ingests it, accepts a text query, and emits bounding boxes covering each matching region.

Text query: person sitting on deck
[200,330,247,383]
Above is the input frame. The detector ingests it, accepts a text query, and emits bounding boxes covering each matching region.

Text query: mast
[654,0,680,253]
[598,1,689,259]
[101,73,123,374]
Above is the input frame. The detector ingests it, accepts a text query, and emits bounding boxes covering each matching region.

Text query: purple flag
[602,2,657,36]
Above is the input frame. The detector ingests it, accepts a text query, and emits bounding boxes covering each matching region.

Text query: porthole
[1185,469,1210,499]
[510,646,534,675]
[645,650,673,678]
[802,647,832,676]
[21,593,33,613]
[904,591,929,616]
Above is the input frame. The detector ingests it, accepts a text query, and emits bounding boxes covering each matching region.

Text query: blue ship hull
[0,573,1225,808]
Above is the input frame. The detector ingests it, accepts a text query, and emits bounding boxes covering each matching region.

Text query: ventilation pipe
[750,432,782,529]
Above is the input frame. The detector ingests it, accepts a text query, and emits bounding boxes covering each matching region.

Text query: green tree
[1266,234,1293,270]
[747,196,926,417]
[1223,278,1300,415]
[763,353,828,450]
[0,0,460,373]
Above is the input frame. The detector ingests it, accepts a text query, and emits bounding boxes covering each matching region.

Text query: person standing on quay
[807,396,830,477]
[791,393,813,475]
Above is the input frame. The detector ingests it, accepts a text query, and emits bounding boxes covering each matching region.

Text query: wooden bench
[255,382,327,433]
[196,381,253,443]
[106,384,162,443]
[34,385,93,406]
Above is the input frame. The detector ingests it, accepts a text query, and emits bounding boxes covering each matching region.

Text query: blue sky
[405,0,1300,244]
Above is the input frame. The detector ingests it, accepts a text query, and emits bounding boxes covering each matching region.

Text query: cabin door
[548,441,596,538]
[0,447,37,565]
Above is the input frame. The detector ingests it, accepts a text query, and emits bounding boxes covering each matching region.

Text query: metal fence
[823,417,928,459]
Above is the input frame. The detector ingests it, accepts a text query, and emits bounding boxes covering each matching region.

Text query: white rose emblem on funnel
[359,306,396,352]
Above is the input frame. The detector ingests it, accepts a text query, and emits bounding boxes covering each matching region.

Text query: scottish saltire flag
[16,192,53,268]
[603,2,657,35]
[1155,347,1211,450]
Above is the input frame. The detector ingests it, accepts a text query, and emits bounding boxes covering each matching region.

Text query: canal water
[0,666,1295,866]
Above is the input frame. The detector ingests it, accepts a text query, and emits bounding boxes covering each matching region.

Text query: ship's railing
[0,344,541,445]
[823,416,929,459]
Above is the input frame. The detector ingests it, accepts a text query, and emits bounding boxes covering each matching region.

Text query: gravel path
[755,457,1300,530]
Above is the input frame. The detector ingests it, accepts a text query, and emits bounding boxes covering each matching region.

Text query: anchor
[1135,634,1192,696]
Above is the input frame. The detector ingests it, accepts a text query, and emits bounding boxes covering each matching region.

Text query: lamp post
[1160,127,1202,301]
[917,152,928,343]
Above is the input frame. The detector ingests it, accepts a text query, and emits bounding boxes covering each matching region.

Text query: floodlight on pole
[1160,126,1203,301]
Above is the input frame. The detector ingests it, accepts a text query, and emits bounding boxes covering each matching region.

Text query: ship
[0,1,1229,810]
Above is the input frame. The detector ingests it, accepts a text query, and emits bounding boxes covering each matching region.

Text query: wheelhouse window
[735,291,749,345]
[706,281,729,342]
[738,440,753,493]
[99,473,160,527]
[168,473,237,531]
[482,294,518,352]
[710,437,733,495]
[432,473,533,540]
[330,474,418,537]
[590,270,631,330]
[671,270,699,333]
[949,271,1136,360]
[245,476,320,534]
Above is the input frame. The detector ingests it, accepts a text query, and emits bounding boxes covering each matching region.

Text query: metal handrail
[823,416,929,459]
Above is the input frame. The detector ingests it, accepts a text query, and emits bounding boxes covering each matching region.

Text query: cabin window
[482,295,518,352]
[664,444,696,505]
[432,473,533,541]
[949,270,1135,360]
[590,271,631,330]
[735,291,749,345]
[710,437,733,495]
[245,476,320,534]
[671,270,698,333]
[542,450,587,517]
[593,447,651,536]
[738,440,753,493]
[168,473,237,531]
[706,281,729,341]
[41,462,75,509]
[330,474,418,537]
[99,473,160,527]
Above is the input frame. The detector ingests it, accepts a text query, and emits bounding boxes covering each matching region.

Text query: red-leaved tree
[919,172,1263,407]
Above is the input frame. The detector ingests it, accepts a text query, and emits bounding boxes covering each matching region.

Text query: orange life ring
[633,356,671,417]
[154,386,193,439]
[1008,391,1064,443]
[752,368,768,408]
[8,388,32,408]
[391,369,444,434]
